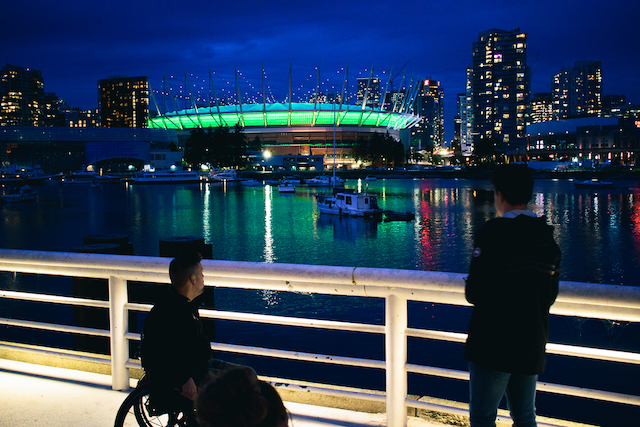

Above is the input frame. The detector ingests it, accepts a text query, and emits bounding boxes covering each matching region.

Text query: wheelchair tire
[114,384,192,427]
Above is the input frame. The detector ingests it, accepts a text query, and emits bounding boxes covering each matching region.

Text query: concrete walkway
[0,359,443,427]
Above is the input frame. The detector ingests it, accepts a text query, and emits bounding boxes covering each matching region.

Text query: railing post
[109,275,129,390]
[385,294,408,427]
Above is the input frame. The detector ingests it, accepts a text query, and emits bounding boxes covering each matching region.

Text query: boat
[383,210,416,222]
[281,176,302,185]
[240,178,264,187]
[573,178,614,189]
[306,175,344,187]
[316,189,382,220]
[2,185,36,203]
[365,175,377,181]
[0,165,62,184]
[129,170,202,183]
[209,170,239,182]
[278,182,295,193]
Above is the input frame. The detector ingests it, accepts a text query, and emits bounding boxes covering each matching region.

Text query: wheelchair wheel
[114,384,192,427]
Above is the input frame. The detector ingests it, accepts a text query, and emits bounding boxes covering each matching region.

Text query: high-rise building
[0,64,58,127]
[356,77,380,109]
[99,76,149,128]
[457,93,472,156]
[530,93,553,124]
[410,79,444,151]
[466,29,530,158]
[552,61,602,119]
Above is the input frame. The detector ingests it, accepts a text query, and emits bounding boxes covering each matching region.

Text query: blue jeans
[468,362,538,427]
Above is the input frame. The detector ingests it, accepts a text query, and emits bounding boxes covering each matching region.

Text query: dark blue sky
[3,0,638,140]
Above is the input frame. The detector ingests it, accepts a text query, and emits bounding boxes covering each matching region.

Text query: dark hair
[491,164,534,206]
[169,251,202,289]
[257,381,288,427]
[196,366,288,427]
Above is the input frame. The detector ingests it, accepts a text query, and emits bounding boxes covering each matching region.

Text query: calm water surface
[1,178,639,425]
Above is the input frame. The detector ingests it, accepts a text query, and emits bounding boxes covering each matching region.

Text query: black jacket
[464,214,561,375]
[140,286,213,388]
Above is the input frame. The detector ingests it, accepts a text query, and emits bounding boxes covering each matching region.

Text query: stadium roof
[148,102,420,131]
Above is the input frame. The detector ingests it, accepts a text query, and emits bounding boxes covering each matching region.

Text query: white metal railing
[0,249,639,427]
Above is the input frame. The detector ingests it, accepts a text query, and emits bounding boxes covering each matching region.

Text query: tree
[351,132,405,167]
[184,125,250,169]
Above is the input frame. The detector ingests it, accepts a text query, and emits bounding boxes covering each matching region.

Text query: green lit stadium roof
[148,102,420,131]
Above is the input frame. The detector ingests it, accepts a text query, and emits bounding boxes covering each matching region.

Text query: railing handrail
[1,249,639,427]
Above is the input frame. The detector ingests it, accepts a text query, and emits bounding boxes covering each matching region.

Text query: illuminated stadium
[147,66,422,169]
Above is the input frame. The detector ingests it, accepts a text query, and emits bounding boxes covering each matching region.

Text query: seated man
[140,251,228,401]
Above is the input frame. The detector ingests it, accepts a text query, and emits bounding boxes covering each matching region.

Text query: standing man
[464,164,561,427]
[141,251,214,401]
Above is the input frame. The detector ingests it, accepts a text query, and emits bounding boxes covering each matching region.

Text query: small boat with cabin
[306,175,344,187]
[278,182,295,193]
[316,189,382,220]
[2,185,36,203]
[209,170,239,182]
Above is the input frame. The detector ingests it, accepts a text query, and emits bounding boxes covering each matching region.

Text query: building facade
[527,117,639,166]
[99,76,149,128]
[0,126,177,173]
[552,61,602,119]
[0,64,59,127]
[410,79,444,152]
[466,29,530,159]
[356,77,381,109]
[530,93,553,124]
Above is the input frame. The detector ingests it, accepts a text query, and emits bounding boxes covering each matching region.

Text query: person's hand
[180,377,198,400]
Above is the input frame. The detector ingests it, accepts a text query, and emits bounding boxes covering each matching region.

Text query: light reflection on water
[1,177,639,424]
[2,178,639,283]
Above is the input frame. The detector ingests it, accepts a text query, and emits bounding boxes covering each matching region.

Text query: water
[1,178,639,425]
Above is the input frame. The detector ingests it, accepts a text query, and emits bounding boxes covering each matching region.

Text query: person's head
[196,366,289,427]
[491,164,534,215]
[169,251,204,300]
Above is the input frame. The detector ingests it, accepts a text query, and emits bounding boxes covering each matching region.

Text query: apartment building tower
[466,29,530,159]
[411,79,444,151]
[356,77,381,109]
[0,64,59,127]
[99,76,149,128]
[552,61,602,119]
[530,93,554,124]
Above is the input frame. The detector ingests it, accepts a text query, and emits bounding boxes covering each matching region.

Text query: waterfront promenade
[0,359,443,427]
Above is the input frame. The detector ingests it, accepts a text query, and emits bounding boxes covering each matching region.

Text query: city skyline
[3,0,638,141]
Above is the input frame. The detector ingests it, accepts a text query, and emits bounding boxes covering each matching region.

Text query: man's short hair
[169,251,202,289]
[491,163,534,206]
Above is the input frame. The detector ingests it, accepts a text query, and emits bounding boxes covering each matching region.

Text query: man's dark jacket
[464,214,561,375]
[140,286,212,389]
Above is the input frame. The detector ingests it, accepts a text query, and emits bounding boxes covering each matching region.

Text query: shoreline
[246,167,640,181]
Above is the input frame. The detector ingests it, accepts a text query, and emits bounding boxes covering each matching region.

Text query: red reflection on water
[418,188,435,269]
[632,194,640,259]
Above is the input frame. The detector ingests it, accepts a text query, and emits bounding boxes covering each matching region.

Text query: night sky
[3,0,638,141]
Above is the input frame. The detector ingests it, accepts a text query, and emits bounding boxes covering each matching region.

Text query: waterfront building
[530,93,553,124]
[410,79,444,152]
[466,28,530,160]
[99,76,149,128]
[0,126,178,173]
[58,107,101,128]
[148,66,420,170]
[526,116,640,166]
[0,64,59,127]
[552,61,602,119]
